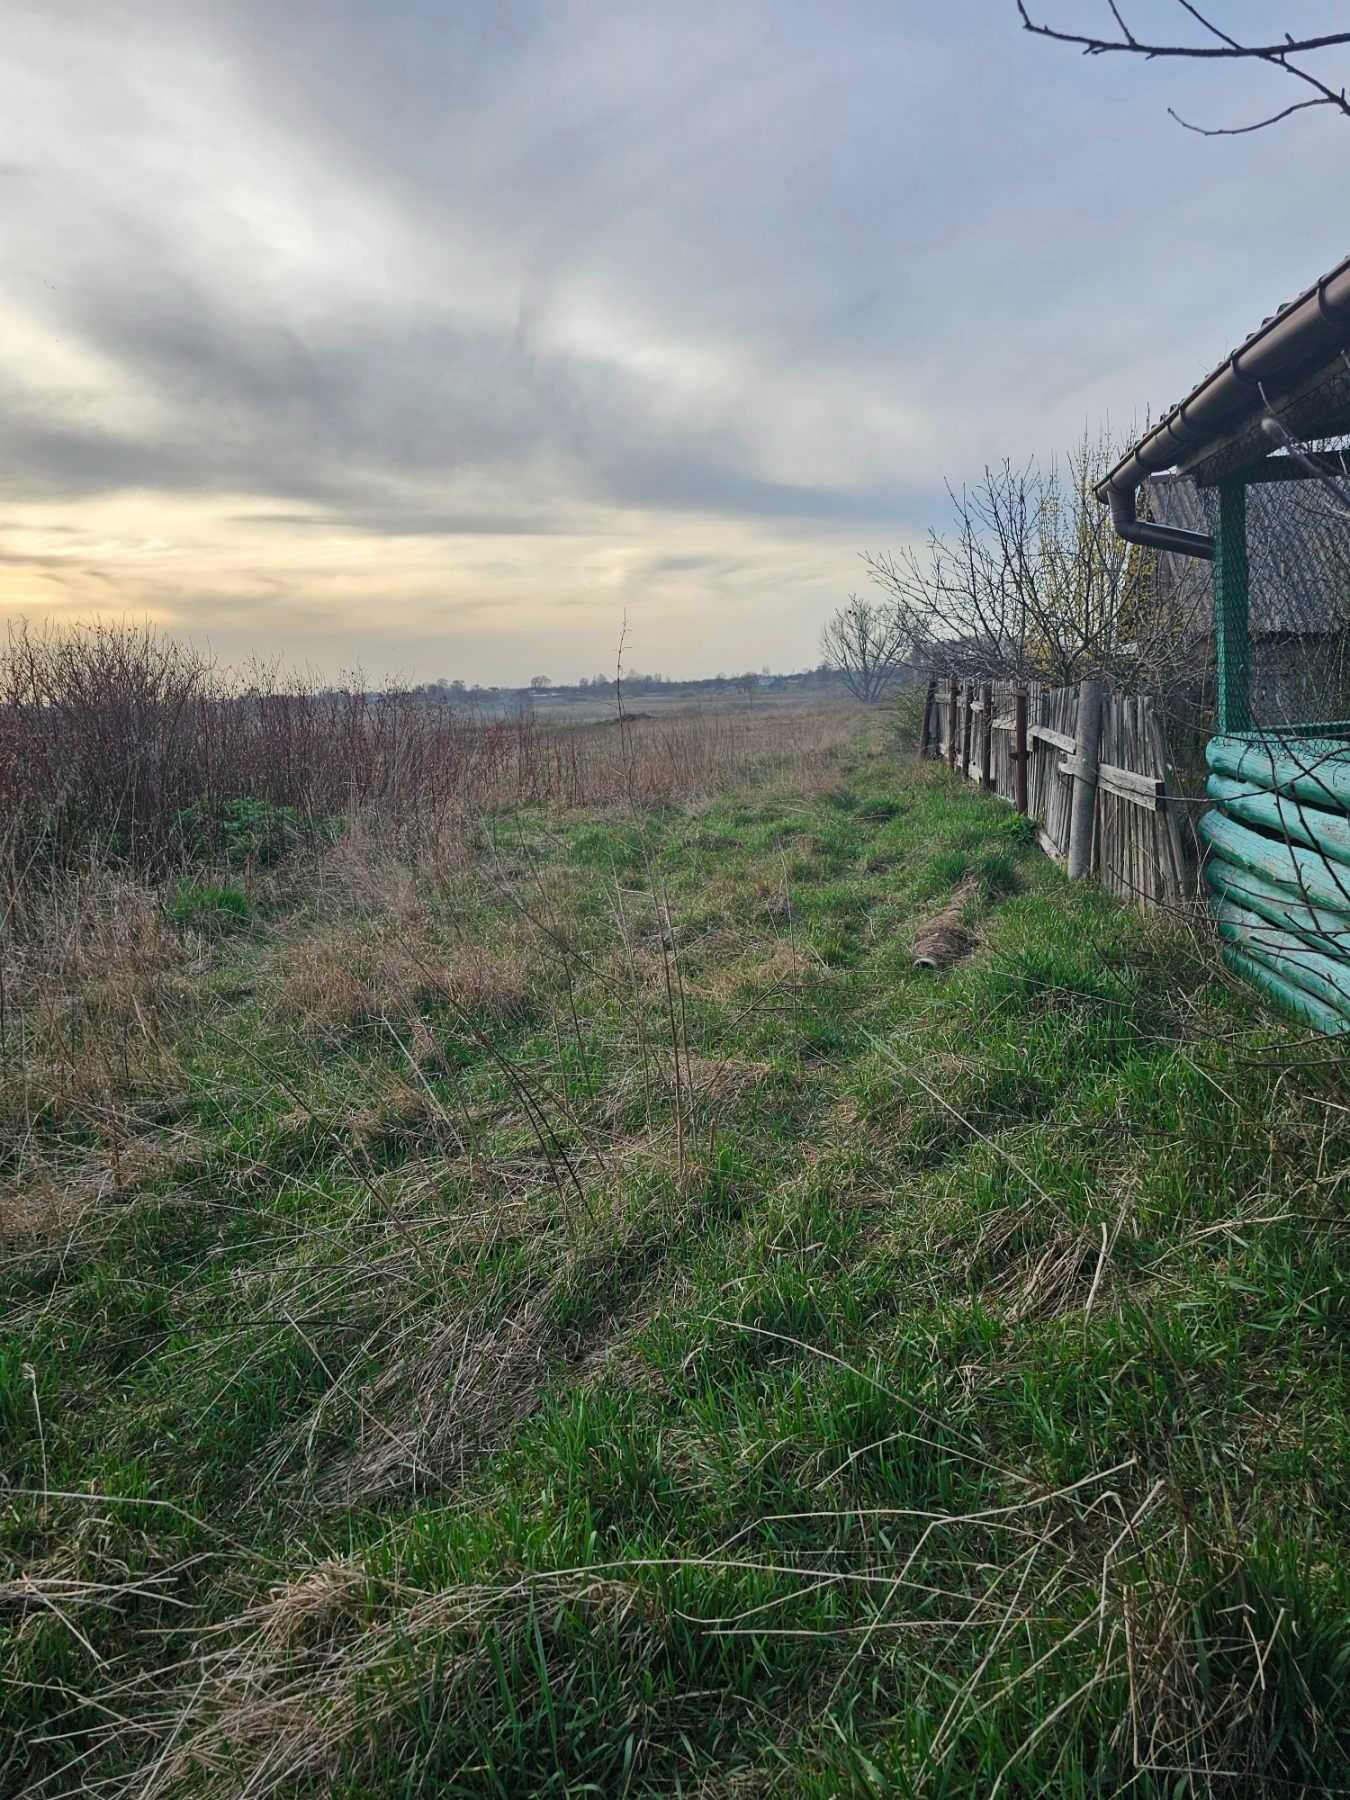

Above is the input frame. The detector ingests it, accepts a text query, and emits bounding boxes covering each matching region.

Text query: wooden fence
[920,674,1199,911]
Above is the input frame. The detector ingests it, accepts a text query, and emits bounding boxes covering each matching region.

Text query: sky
[3,1,1349,686]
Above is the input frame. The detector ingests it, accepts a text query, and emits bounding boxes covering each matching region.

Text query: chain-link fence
[1149,453,1350,739]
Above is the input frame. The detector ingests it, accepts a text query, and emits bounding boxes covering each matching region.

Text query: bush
[176,797,312,866]
[891,682,929,749]
[993,809,1038,847]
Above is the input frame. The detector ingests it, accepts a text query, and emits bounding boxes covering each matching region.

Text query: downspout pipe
[1107,482,1213,561]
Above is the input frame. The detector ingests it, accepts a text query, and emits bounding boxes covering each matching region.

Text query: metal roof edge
[1095,251,1350,505]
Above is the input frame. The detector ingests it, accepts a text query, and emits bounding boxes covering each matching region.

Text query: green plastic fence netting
[1148,453,1350,739]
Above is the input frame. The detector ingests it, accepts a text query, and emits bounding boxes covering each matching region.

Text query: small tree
[820,594,912,703]
[530,674,551,691]
[861,430,1207,694]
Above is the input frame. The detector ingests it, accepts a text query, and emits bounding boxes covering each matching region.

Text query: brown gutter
[1098,252,1350,561]
[1106,483,1213,561]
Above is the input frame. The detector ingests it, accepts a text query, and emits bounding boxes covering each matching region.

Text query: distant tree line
[407,665,848,704]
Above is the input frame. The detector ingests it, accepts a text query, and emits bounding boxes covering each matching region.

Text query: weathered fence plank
[1029,725,1076,755]
[918,670,1198,912]
[947,678,958,772]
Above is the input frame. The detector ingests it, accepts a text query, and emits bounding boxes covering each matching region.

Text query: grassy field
[3,708,1348,1797]
[520,681,861,727]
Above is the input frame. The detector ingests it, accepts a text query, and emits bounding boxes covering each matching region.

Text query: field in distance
[480,672,871,726]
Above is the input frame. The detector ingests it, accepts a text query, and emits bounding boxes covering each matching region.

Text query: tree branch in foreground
[1016,2,1350,134]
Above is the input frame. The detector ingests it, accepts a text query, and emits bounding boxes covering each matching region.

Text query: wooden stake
[947,677,958,770]
[1067,677,1104,881]
[1214,476,1250,735]
[1013,686,1029,815]
[919,675,936,758]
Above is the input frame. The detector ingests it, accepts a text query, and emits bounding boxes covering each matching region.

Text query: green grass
[167,879,253,931]
[3,726,1349,1798]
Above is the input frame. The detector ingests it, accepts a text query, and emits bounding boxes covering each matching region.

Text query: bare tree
[862,430,1208,693]
[820,594,912,703]
[1017,4,1350,136]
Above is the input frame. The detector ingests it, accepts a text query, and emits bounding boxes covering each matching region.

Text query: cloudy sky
[4,2,1348,684]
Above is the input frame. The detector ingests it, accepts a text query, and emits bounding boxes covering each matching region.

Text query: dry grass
[115,1567,660,1800]
[702,936,822,1002]
[1,874,204,1252]
[1,1136,191,1251]
[272,922,534,1040]
[65,1463,1275,1800]
[5,875,194,1045]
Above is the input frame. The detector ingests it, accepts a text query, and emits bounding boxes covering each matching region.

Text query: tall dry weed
[2,874,194,1114]
[271,902,533,1042]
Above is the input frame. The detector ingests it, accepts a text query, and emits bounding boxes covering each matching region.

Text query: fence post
[1013,686,1029,814]
[947,678,958,770]
[919,675,936,759]
[980,681,993,790]
[961,683,973,777]
[1066,678,1104,881]
[1214,476,1250,734]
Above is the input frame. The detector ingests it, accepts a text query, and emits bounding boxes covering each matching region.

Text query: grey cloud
[3,0,1350,676]
[3,253,945,531]
[224,509,560,537]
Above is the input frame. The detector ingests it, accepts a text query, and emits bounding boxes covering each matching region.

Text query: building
[1100,253,1350,1032]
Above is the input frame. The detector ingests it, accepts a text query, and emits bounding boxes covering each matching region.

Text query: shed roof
[1100,253,1350,500]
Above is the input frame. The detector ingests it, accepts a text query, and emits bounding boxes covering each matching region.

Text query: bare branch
[1016,5,1350,62]
[1168,95,1337,136]
[1016,2,1350,133]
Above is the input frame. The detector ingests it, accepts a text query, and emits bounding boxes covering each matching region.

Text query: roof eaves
[1097,251,1350,502]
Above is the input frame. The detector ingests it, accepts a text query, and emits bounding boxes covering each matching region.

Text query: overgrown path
[4,723,1349,1796]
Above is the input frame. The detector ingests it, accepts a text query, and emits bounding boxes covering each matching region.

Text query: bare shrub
[1,619,862,923]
